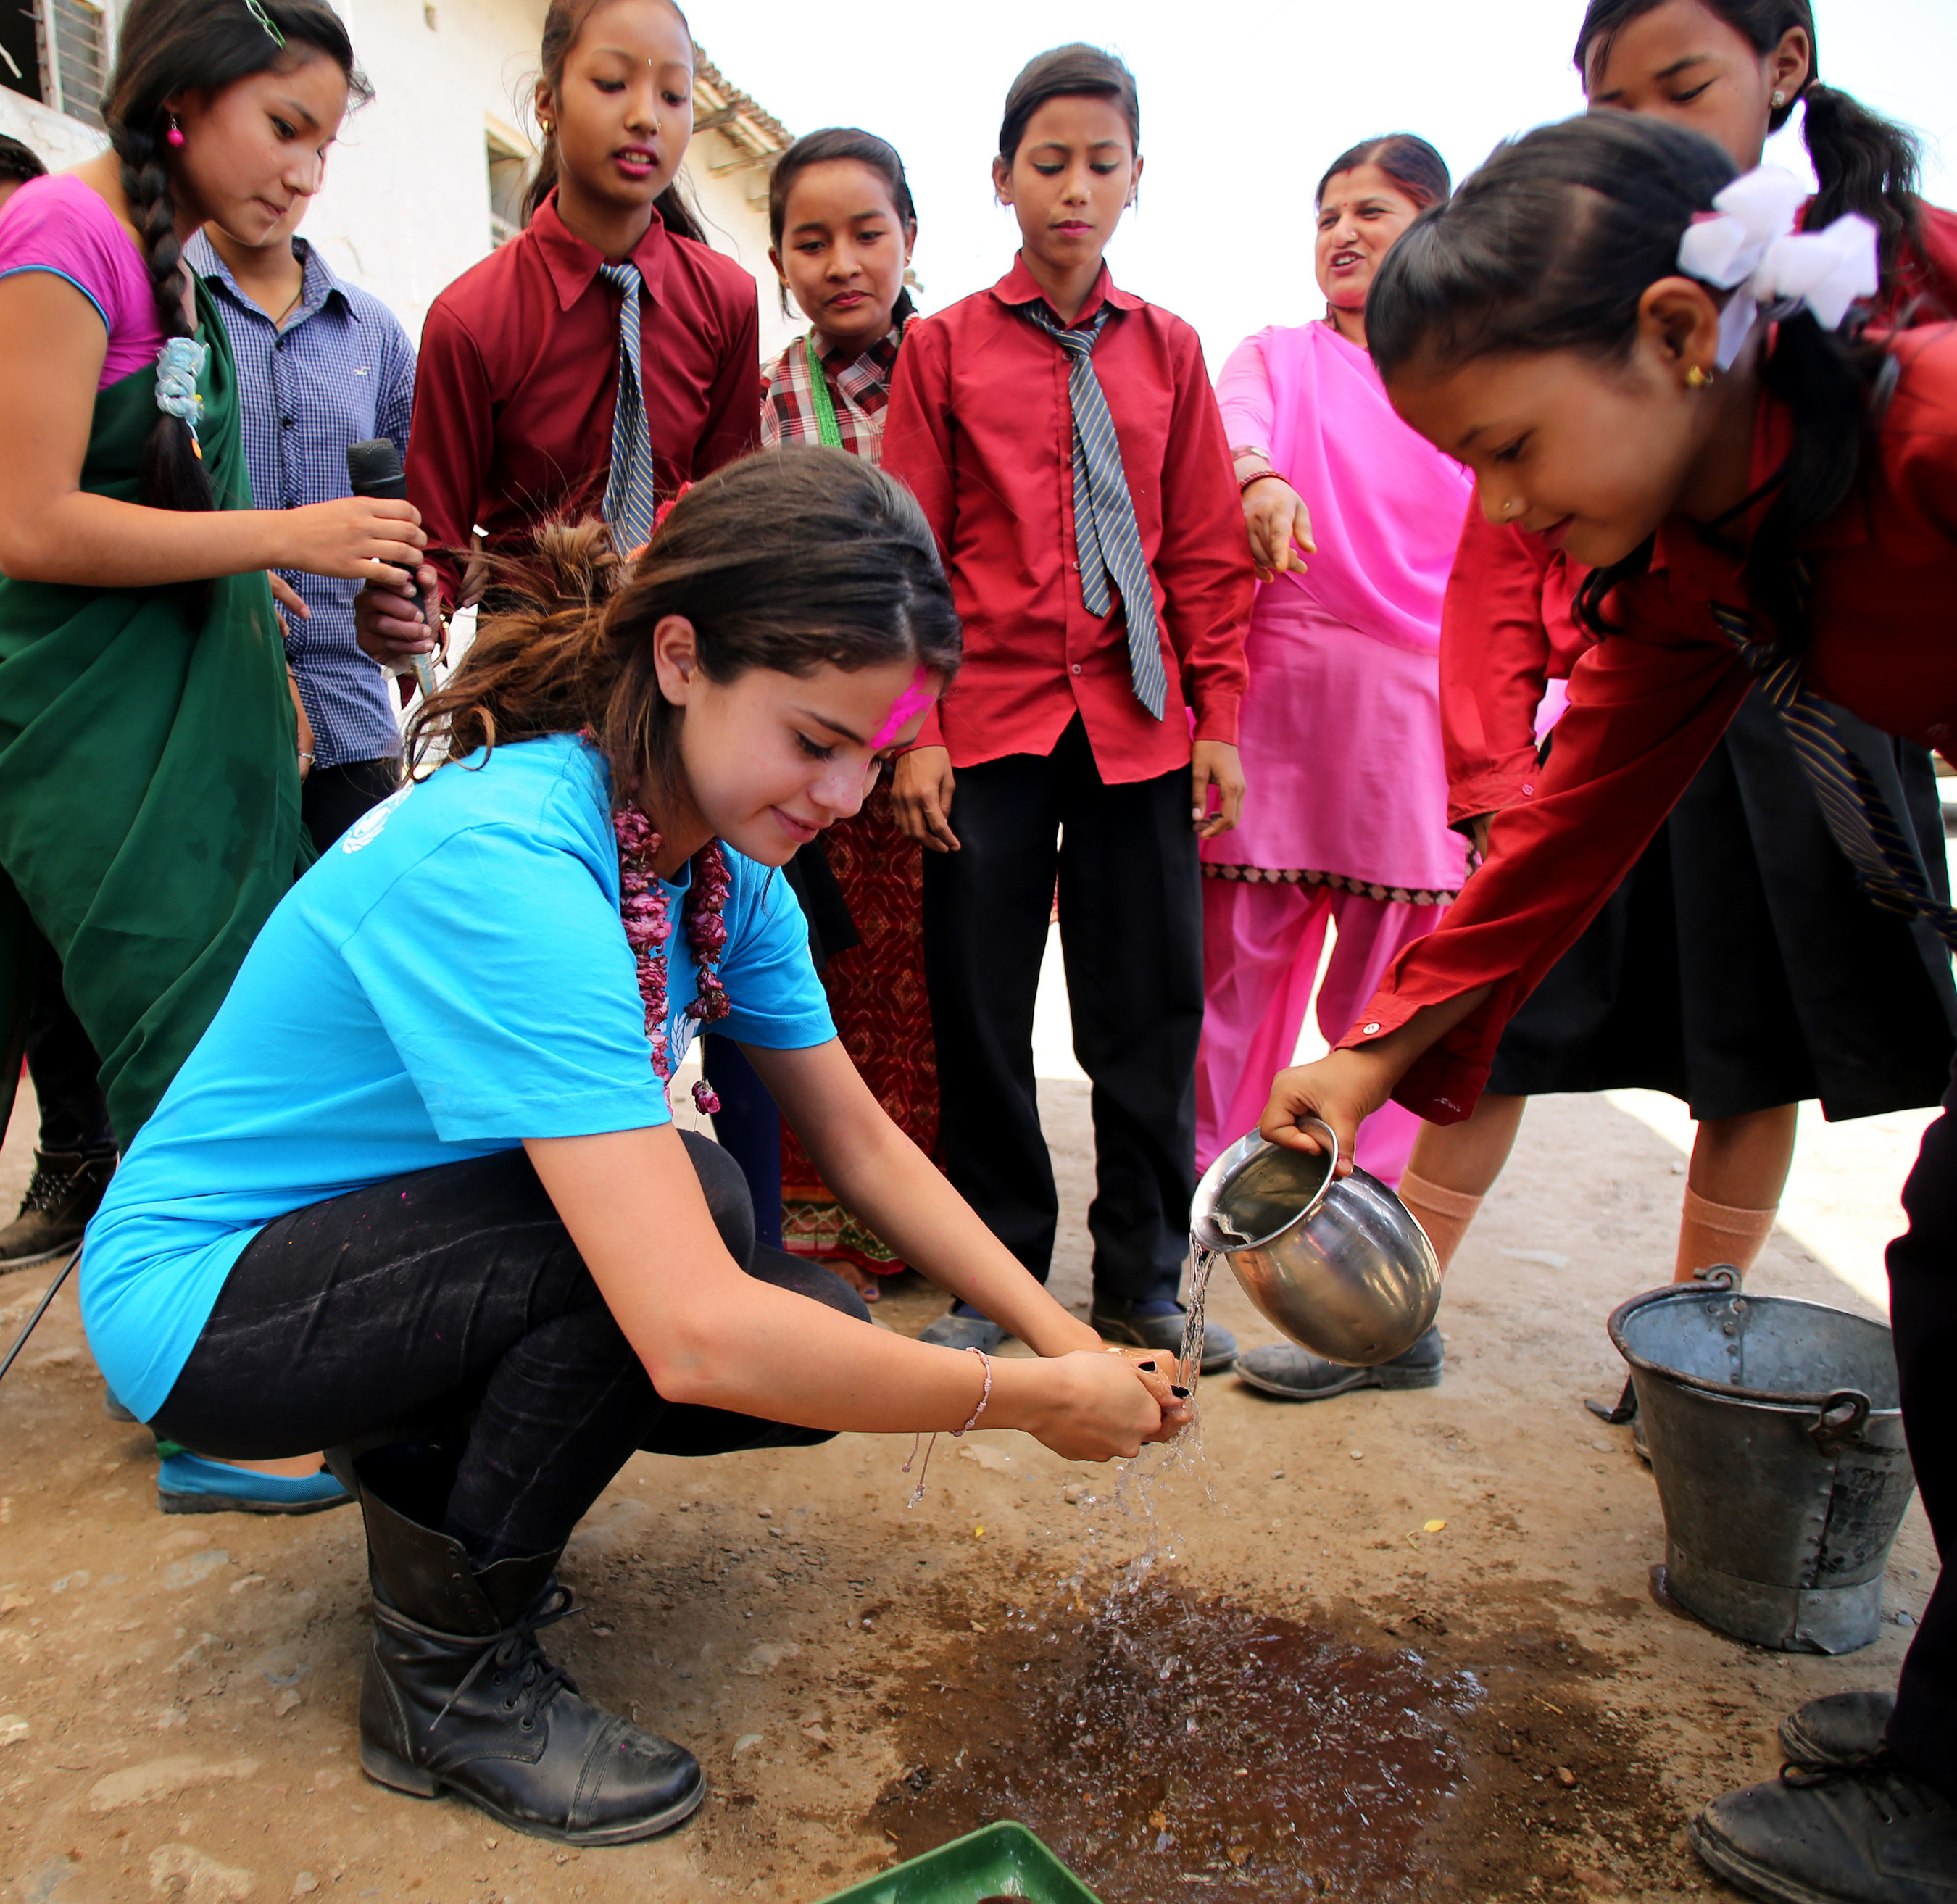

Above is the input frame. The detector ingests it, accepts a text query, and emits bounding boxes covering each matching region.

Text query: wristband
[1239,468,1285,496]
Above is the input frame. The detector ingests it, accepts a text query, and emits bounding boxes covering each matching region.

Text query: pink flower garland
[611,801,733,1115]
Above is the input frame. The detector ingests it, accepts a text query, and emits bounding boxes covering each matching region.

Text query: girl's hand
[1023,1350,1177,1461]
[283,496,427,584]
[1242,475,1315,581]
[1192,740,1245,836]
[1104,1344,1195,1434]
[355,563,444,670]
[269,574,310,623]
[286,668,315,783]
[1259,1047,1398,1178]
[892,747,960,852]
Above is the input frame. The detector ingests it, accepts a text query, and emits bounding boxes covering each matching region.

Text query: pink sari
[1198,322,1472,1181]
[1205,320,1471,894]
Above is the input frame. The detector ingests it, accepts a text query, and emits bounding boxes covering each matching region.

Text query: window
[486,132,528,249]
[0,0,108,131]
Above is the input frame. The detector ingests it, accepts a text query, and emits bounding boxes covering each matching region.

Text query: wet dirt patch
[871,1573,1686,1903]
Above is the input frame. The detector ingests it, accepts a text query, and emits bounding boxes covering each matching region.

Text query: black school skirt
[1487,686,1957,1122]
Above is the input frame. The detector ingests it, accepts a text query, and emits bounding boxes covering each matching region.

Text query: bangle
[297,751,315,763]
[1239,467,1284,496]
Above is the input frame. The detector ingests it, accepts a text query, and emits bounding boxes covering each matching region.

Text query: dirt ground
[0,1055,1937,1904]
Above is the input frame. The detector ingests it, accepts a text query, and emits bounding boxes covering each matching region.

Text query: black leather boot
[352,1472,704,1844]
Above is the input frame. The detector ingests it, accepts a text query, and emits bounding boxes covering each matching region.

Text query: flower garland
[612,800,733,1115]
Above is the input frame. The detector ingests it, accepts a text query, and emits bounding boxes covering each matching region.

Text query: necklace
[611,802,733,1115]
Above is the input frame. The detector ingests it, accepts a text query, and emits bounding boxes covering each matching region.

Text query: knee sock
[1676,1186,1777,1283]
[1397,1169,1484,1273]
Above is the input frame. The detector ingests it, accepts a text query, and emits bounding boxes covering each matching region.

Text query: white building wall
[0,0,795,361]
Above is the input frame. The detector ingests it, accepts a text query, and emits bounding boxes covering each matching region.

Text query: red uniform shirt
[1441,201,1957,827]
[1347,323,1957,1122]
[407,193,760,606]
[879,258,1251,783]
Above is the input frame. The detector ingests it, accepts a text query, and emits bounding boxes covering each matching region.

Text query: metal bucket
[1192,1124,1440,1367]
[1608,1272,1916,1654]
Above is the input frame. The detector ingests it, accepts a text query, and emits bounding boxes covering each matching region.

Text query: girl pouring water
[1260,113,1957,1903]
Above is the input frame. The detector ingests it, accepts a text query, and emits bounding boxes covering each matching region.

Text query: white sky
[682,0,1957,369]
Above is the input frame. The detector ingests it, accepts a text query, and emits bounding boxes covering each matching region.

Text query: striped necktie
[598,261,657,552]
[1021,301,1168,720]
[1712,591,1957,949]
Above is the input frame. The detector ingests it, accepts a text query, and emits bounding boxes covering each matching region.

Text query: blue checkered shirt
[188,233,417,771]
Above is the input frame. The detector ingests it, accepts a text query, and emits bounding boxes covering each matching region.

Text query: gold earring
[1686,364,1713,388]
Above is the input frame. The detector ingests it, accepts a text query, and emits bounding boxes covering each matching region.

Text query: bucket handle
[1809,1389,1871,1456]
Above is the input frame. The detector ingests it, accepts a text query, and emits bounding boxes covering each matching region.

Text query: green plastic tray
[809,1821,1104,1904]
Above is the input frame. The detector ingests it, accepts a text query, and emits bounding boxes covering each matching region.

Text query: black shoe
[1782,1694,1898,1770]
[1091,1299,1237,1375]
[0,1147,115,1271]
[351,1467,703,1845]
[1235,1324,1442,1400]
[1690,1760,1957,1903]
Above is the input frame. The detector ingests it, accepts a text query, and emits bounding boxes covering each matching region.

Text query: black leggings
[153,1134,868,1567]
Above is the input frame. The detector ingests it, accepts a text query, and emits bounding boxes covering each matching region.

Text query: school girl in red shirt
[1385,0,1957,1325]
[881,46,1252,1369]
[1260,113,1956,1901]
[357,0,758,666]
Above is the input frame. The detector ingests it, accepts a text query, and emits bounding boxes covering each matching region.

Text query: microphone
[346,438,439,702]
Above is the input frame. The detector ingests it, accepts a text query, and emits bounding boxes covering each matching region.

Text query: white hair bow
[1676,166,1880,370]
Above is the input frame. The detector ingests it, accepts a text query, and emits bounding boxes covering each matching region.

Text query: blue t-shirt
[81,733,834,1421]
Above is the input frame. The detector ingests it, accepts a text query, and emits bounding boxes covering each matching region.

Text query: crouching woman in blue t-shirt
[78,450,1187,1848]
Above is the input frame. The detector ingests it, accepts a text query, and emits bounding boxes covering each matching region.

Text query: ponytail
[1575,1,1927,291]
[103,0,367,517]
[1798,82,1923,279]
[411,451,961,815]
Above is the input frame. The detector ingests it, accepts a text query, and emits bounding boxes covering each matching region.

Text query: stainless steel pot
[1191,1123,1441,1367]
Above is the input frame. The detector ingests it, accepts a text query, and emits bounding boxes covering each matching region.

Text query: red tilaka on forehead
[871,667,936,751]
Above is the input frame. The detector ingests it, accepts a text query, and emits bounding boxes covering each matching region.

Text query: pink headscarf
[1254,321,1472,654]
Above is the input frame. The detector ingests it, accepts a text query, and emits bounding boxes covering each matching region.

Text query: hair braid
[101,0,369,524]
[110,112,214,514]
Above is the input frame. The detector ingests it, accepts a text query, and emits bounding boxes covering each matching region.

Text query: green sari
[0,278,309,1147]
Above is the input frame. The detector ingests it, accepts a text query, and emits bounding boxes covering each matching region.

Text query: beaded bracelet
[903,1345,993,1505]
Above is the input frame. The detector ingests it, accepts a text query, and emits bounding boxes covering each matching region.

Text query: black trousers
[152,1134,868,1568]
[1885,1055,1957,1796]
[22,928,112,1155]
[301,755,402,855]
[922,718,1201,1306]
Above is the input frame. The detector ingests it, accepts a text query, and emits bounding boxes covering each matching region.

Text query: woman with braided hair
[0,0,423,1511]
[0,0,420,1147]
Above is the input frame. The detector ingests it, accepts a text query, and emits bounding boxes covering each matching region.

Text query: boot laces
[17,1152,108,1218]
[1779,1752,1950,1825]
[431,1584,581,1734]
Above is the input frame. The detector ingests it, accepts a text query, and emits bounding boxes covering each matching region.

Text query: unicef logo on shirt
[340,784,413,854]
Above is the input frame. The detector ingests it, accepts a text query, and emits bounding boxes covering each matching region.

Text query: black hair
[767,126,918,324]
[1575,0,1924,284]
[524,0,706,243]
[104,0,367,517]
[0,136,47,187]
[1315,133,1450,212]
[997,44,1139,165]
[1368,112,1890,662]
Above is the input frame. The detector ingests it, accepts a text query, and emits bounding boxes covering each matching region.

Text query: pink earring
[166,114,186,148]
